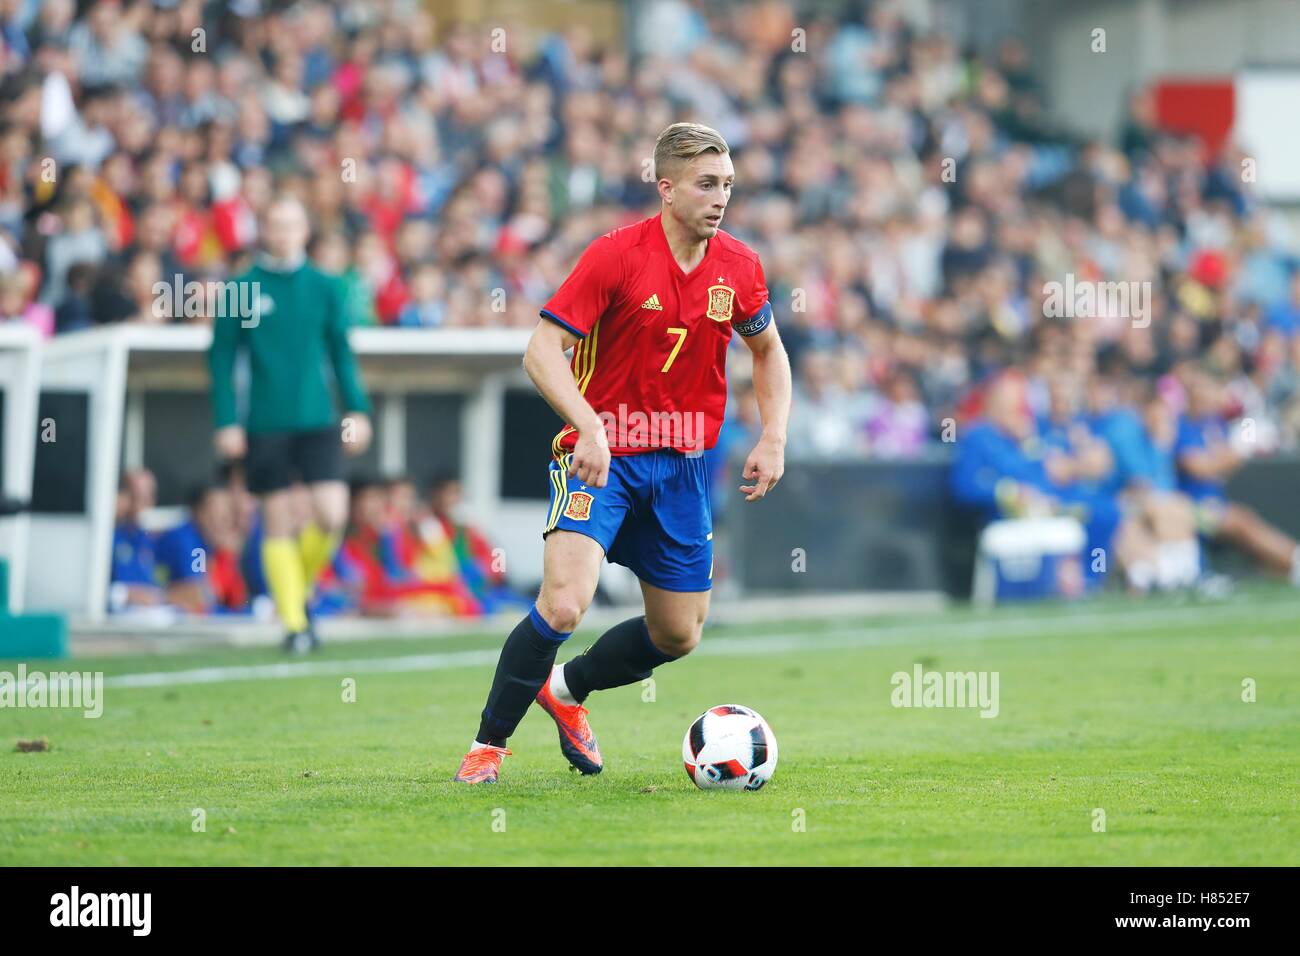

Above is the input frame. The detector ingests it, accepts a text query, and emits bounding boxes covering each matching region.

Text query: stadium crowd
[3,0,1299,604]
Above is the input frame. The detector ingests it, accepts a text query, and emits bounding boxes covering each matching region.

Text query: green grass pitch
[2,588,1297,866]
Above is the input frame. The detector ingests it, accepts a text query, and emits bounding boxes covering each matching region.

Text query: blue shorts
[543,448,713,592]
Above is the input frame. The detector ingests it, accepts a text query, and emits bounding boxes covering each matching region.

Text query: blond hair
[654,123,730,181]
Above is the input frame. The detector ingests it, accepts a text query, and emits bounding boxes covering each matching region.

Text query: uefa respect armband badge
[733,301,772,336]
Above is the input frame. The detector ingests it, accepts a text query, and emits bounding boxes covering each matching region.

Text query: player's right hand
[570,427,610,488]
[214,425,247,460]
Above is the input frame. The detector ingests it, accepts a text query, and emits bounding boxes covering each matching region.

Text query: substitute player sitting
[454,123,792,783]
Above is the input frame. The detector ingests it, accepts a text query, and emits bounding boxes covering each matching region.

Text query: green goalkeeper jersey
[208,260,372,434]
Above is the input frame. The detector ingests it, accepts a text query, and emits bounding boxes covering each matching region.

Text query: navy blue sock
[562,616,677,704]
[476,605,570,746]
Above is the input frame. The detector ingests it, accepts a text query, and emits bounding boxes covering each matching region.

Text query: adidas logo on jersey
[641,294,663,311]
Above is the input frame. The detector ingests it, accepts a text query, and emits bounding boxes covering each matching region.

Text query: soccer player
[1176,368,1300,583]
[453,123,792,783]
[208,195,373,653]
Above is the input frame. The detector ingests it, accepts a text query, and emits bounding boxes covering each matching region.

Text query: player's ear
[657,177,673,205]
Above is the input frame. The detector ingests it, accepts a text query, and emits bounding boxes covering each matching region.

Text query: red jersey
[541,214,773,459]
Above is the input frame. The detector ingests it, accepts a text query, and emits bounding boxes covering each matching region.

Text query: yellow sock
[299,523,342,586]
[262,536,309,632]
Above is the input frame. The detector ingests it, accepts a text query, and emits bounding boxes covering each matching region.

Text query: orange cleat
[452,745,511,784]
[535,679,603,775]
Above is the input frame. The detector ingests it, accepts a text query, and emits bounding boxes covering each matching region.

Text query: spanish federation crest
[706,285,735,322]
[564,491,593,521]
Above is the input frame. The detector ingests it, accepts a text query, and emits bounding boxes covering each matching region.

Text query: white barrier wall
[0,324,41,613]
[25,329,131,618]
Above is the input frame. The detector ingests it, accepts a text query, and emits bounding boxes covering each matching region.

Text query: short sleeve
[732,256,773,337]
[540,236,621,339]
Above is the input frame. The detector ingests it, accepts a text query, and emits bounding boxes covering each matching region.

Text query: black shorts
[245,428,344,494]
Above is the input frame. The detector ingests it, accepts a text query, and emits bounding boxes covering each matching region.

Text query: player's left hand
[341,411,373,457]
[740,436,784,501]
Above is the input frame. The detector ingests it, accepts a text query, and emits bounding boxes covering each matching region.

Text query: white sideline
[101,598,1300,690]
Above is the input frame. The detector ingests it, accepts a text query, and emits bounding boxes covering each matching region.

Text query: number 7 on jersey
[662,327,688,373]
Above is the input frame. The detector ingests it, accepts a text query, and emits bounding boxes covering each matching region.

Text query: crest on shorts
[564,491,593,521]
[706,285,735,322]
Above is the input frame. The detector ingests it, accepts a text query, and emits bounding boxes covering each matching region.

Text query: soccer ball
[682,704,778,791]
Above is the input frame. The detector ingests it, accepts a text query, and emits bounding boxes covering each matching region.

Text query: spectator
[397,263,447,328]
[108,468,166,611]
[1125,390,1202,590]
[428,474,527,614]
[866,369,930,458]
[54,261,96,332]
[786,349,869,459]
[0,268,54,336]
[155,483,250,614]
[4,0,1299,465]
[1264,270,1300,338]
[950,371,1129,591]
[311,230,376,327]
[1086,374,1202,590]
[8,0,1300,602]
[40,198,107,306]
[1176,369,1300,584]
[332,476,478,617]
[68,0,148,90]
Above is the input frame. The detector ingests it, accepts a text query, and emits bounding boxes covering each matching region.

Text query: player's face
[352,487,386,529]
[987,376,1032,439]
[667,152,735,240]
[1048,378,1077,420]
[196,489,235,548]
[263,201,310,260]
[127,471,156,513]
